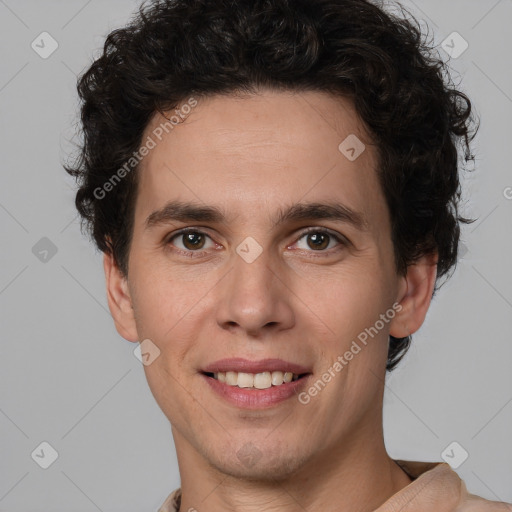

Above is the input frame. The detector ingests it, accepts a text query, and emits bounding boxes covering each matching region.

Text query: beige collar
[158,460,511,511]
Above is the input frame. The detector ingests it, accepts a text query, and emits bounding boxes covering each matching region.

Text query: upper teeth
[213,371,299,389]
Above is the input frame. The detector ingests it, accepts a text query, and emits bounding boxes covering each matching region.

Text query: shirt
[157,460,512,511]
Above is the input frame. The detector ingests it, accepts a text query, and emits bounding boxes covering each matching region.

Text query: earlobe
[103,252,139,343]
[389,253,438,339]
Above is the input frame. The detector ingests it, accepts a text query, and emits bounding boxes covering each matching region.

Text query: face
[105,89,432,481]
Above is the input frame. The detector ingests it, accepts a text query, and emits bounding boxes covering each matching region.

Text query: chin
[209,441,311,482]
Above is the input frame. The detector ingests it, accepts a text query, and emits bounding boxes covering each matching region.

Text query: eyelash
[164,227,348,257]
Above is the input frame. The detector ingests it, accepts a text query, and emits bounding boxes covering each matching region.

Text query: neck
[172,418,412,512]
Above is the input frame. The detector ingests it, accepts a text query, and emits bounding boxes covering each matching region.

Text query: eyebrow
[144,200,368,231]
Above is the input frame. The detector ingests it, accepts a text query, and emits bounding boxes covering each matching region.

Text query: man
[65,0,512,510]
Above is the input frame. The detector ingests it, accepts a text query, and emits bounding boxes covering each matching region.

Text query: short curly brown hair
[64,0,477,371]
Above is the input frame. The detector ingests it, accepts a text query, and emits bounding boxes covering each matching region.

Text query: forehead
[134,90,386,230]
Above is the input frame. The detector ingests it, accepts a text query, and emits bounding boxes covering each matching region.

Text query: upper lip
[202,358,311,375]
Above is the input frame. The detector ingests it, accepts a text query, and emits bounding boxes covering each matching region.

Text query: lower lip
[201,373,311,409]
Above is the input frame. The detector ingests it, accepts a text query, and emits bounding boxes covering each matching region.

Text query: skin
[104,89,437,512]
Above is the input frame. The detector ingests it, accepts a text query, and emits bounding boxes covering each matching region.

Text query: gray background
[0,0,511,510]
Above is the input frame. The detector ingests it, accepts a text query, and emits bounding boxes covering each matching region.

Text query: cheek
[131,268,212,365]
[130,259,203,335]
[294,262,391,342]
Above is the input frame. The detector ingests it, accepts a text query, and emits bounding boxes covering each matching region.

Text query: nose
[215,246,295,337]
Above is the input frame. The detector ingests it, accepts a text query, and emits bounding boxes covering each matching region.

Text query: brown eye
[306,232,330,250]
[167,230,214,252]
[181,232,206,250]
[293,229,346,253]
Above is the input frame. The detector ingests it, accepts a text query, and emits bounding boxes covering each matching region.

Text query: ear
[389,253,438,338]
[103,251,139,343]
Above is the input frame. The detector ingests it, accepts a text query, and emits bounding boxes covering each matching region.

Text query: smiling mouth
[202,371,310,389]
